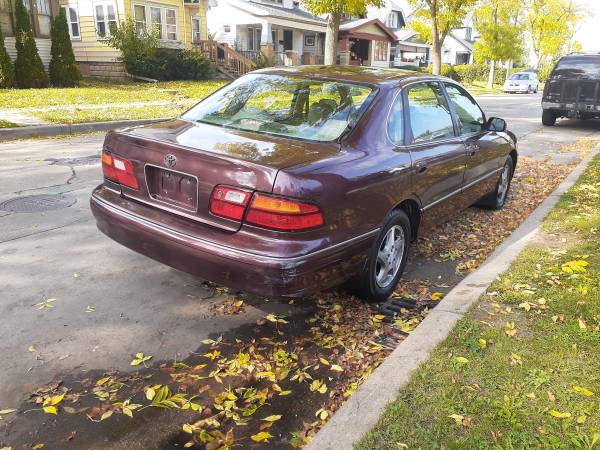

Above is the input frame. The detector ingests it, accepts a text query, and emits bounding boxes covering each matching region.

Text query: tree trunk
[487,60,496,88]
[324,12,341,65]
[430,6,441,75]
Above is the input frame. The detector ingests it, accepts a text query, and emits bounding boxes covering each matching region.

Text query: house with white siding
[1,0,58,70]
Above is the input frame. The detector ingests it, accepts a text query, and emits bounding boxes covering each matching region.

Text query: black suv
[542,53,600,126]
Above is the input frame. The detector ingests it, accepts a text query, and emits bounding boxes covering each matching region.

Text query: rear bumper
[542,101,600,114]
[90,186,376,298]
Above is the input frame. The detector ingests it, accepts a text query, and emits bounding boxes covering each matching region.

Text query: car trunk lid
[104,119,341,232]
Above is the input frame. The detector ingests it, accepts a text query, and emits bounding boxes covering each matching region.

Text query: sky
[575,0,600,51]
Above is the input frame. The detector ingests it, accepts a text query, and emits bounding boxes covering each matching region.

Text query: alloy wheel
[375,225,406,288]
[497,163,510,204]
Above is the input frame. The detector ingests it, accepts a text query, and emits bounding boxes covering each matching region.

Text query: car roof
[252,65,439,87]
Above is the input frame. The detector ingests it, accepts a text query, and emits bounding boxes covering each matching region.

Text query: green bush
[253,51,276,69]
[128,48,211,81]
[49,9,81,87]
[14,0,48,88]
[0,24,15,88]
[424,64,459,81]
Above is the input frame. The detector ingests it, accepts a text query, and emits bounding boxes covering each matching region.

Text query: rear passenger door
[405,81,467,230]
[444,83,507,206]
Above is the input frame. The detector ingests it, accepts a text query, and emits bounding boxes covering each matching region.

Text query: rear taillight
[101,150,139,190]
[210,185,252,221]
[246,193,324,231]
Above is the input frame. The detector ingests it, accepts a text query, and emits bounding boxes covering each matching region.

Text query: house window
[61,5,80,39]
[0,0,14,36]
[386,11,398,28]
[133,5,178,41]
[191,17,201,43]
[374,41,388,61]
[95,2,118,39]
[36,0,52,37]
[134,4,146,35]
[247,26,261,51]
[165,9,176,40]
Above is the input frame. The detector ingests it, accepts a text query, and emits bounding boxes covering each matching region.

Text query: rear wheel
[542,109,557,126]
[359,209,411,303]
[477,157,514,210]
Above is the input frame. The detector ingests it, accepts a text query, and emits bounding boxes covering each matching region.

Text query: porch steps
[192,40,256,77]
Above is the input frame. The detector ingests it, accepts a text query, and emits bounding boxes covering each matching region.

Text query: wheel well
[396,199,421,240]
[509,150,518,175]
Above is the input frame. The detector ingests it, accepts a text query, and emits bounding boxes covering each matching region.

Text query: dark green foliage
[0,24,15,88]
[49,9,81,87]
[424,63,460,81]
[127,48,211,81]
[452,63,508,84]
[14,0,48,88]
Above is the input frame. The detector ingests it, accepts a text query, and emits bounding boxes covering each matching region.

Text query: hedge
[127,48,211,81]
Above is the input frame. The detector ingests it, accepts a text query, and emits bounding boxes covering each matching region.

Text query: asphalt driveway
[0,94,598,447]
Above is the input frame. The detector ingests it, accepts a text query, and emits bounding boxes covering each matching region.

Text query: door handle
[416,164,428,174]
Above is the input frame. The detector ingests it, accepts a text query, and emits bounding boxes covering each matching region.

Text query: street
[0,93,598,447]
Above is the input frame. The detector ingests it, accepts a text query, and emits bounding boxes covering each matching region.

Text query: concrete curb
[307,145,600,450]
[0,118,169,141]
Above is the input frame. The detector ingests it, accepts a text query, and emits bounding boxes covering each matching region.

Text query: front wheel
[477,157,514,210]
[359,210,411,303]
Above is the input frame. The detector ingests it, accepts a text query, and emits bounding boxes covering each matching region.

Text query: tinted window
[182,74,374,142]
[406,82,454,143]
[445,84,485,135]
[552,56,600,79]
[387,93,404,144]
[510,73,530,80]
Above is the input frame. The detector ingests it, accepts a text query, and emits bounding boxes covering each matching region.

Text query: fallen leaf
[262,415,282,422]
[454,356,469,365]
[250,432,273,442]
[573,386,594,397]
[549,410,571,419]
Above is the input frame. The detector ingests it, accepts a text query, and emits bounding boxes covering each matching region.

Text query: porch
[232,23,325,66]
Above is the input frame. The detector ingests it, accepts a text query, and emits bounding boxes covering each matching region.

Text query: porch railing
[191,40,256,77]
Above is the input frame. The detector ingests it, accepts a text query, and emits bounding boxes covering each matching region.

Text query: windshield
[509,73,530,80]
[552,56,600,79]
[181,74,375,142]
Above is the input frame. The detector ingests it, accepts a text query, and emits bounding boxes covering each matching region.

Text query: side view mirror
[487,117,507,132]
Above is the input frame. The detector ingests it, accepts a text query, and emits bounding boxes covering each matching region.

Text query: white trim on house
[61,3,82,40]
[133,2,179,42]
[93,0,118,39]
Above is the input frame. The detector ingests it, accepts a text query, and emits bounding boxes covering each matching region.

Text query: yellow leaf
[431,292,445,301]
[0,409,16,415]
[145,388,156,401]
[49,393,65,406]
[96,377,110,386]
[250,432,273,442]
[233,300,244,307]
[262,415,282,422]
[42,406,57,415]
[477,339,487,349]
[316,408,328,420]
[578,318,587,330]
[573,386,594,397]
[576,415,587,424]
[32,444,44,450]
[454,356,469,365]
[100,410,113,421]
[519,302,531,311]
[549,410,571,419]
[448,414,464,424]
[319,357,330,366]
[182,423,194,434]
[331,364,343,372]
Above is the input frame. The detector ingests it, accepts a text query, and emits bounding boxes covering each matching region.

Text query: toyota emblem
[164,154,177,168]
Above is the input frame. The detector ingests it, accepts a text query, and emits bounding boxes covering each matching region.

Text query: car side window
[406,82,455,144]
[387,92,404,145]
[445,84,485,135]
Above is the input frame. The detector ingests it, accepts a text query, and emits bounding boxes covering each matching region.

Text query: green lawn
[0,78,226,124]
[359,154,600,450]
[463,81,505,95]
[0,119,17,128]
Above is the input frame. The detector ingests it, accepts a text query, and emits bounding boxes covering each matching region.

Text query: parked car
[503,71,539,93]
[91,66,517,303]
[542,53,600,126]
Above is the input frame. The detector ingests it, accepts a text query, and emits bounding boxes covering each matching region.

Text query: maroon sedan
[91,66,517,302]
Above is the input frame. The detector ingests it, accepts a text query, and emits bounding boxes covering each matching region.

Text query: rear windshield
[509,73,530,80]
[552,56,600,79]
[181,74,375,142]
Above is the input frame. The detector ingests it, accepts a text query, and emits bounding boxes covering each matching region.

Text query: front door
[444,83,508,206]
[404,81,467,230]
[191,18,201,44]
[283,30,293,51]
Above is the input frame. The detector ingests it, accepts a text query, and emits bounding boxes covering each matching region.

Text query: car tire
[358,209,411,303]
[542,109,557,126]
[477,157,514,210]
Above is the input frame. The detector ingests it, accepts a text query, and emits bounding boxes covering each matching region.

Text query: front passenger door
[444,83,507,206]
[405,82,467,230]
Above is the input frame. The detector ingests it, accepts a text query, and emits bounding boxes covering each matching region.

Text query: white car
[503,72,539,93]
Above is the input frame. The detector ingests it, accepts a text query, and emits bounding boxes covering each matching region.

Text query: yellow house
[58,0,211,78]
